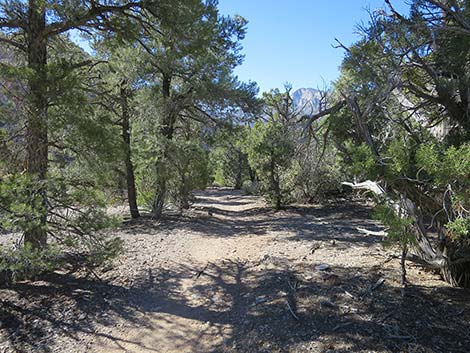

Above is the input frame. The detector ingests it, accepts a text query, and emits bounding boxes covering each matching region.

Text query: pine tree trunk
[270,157,281,210]
[179,175,190,210]
[24,0,48,249]
[248,165,256,183]
[152,182,166,218]
[120,81,140,219]
[401,244,408,296]
[234,152,243,189]
[152,74,173,218]
[274,185,282,210]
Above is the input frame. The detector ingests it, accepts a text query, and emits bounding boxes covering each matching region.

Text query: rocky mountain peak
[292,88,322,115]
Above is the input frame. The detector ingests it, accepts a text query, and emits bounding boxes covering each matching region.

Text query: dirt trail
[1,188,469,353]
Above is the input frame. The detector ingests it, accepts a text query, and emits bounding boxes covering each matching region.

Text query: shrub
[242,180,260,195]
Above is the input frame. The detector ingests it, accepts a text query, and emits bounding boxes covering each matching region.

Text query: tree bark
[439,240,470,288]
[248,165,256,183]
[120,80,140,219]
[440,261,470,288]
[24,0,48,249]
[152,74,173,218]
[346,97,380,159]
[234,151,243,189]
[270,156,281,210]
[401,243,408,297]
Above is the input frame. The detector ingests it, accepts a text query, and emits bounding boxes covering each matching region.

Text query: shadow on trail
[0,272,156,353]
[193,191,385,248]
[2,189,468,352]
[121,189,384,248]
[1,260,469,352]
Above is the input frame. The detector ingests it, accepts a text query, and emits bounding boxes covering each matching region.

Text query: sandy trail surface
[1,188,469,353]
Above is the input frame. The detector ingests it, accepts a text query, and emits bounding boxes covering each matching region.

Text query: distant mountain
[292,88,322,116]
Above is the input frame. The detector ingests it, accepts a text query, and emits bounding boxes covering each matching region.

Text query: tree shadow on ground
[1,259,469,353]
[2,189,467,352]
[0,272,155,352]
[121,192,384,248]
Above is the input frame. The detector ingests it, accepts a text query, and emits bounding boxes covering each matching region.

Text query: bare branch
[43,1,143,38]
[342,180,447,268]
[299,99,345,126]
[0,18,25,29]
[357,227,388,236]
[0,36,25,51]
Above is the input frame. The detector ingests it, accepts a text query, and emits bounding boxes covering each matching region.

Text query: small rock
[370,277,385,291]
[254,296,268,305]
[191,293,202,300]
[315,264,330,271]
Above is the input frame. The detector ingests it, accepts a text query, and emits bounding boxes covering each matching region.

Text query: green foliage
[416,143,470,241]
[246,121,293,170]
[384,139,412,178]
[416,142,470,212]
[0,174,46,234]
[241,180,260,195]
[416,143,470,188]
[297,0,470,287]
[293,149,344,202]
[343,141,379,180]
[0,243,60,282]
[373,204,415,247]
[135,135,210,210]
[0,0,260,280]
[246,120,295,208]
[85,236,124,268]
[166,139,210,209]
[446,218,470,241]
[0,172,123,272]
[209,126,251,188]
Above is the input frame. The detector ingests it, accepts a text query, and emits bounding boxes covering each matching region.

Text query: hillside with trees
[1,1,470,352]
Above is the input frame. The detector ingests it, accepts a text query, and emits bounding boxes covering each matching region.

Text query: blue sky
[218,0,410,92]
